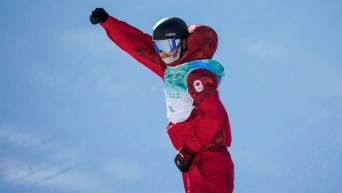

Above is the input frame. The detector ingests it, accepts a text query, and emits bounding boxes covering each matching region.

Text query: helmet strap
[180,38,188,58]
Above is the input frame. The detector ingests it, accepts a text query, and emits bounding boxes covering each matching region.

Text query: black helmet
[152,17,189,40]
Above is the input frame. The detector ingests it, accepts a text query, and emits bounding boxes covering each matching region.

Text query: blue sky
[0,0,341,193]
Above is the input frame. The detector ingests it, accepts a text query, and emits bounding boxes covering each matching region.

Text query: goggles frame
[153,39,181,54]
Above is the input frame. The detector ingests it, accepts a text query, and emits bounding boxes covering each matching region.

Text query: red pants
[182,148,234,193]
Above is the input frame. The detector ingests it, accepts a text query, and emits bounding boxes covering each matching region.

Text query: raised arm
[91,8,165,78]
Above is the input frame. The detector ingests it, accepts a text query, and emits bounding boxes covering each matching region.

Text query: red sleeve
[185,69,224,152]
[100,16,165,78]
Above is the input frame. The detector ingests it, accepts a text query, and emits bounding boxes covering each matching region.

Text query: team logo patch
[193,80,204,92]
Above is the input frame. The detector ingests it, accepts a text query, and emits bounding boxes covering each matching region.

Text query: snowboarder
[90,8,234,193]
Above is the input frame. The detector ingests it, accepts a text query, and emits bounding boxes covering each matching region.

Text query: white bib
[163,59,224,123]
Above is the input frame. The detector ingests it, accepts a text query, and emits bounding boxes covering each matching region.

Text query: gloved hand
[90,8,109,24]
[174,145,196,172]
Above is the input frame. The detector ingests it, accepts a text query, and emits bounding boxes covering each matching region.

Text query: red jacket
[101,16,231,152]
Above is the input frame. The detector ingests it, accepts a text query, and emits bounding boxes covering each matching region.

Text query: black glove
[90,8,109,25]
[174,145,196,172]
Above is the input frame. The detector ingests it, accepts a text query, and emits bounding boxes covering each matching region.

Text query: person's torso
[163,59,224,123]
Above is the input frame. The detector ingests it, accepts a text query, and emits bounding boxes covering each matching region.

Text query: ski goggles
[153,39,181,54]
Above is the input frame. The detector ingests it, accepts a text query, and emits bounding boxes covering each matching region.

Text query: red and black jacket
[101,16,232,152]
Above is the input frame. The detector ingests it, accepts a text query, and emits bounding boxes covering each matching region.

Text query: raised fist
[90,8,108,25]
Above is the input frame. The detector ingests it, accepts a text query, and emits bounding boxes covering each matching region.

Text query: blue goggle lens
[153,39,181,53]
